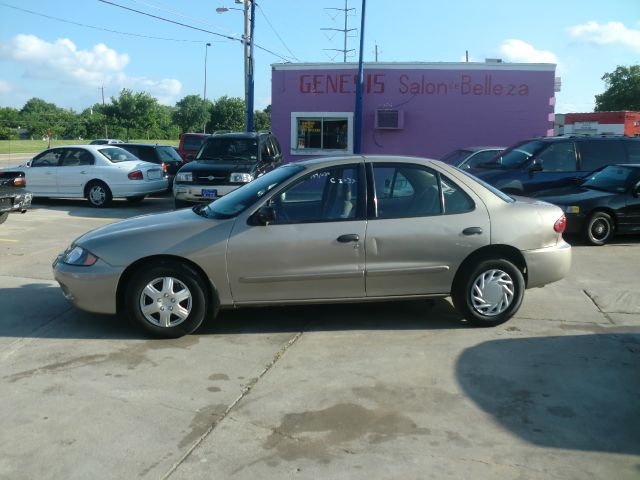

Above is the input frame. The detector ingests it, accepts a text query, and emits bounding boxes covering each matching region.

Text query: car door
[524,141,578,194]
[57,148,95,195]
[226,163,366,303]
[365,163,490,296]
[27,149,64,194]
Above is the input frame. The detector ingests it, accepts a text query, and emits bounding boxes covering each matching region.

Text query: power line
[97,0,294,62]
[256,3,300,62]
[0,1,208,43]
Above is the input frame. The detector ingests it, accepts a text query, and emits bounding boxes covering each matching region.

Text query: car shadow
[455,333,640,455]
[0,283,467,340]
[564,233,640,247]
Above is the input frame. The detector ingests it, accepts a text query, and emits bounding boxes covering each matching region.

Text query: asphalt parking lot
[1,193,639,480]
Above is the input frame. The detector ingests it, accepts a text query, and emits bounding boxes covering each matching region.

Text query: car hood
[531,186,615,205]
[179,160,256,173]
[75,207,235,267]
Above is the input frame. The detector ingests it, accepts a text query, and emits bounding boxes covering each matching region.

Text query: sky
[0,0,638,114]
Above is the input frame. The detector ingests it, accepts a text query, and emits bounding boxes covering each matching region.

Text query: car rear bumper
[522,240,572,288]
[111,179,169,198]
[173,183,240,203]
[52,256,121,314]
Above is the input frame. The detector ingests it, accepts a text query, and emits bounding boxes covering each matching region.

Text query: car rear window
[158,146,183,162]
[182,136,206,151]
[98,147,140,163]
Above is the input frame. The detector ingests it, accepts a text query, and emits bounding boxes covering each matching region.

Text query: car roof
[292,155,443,169]
[206,132,262,140]
[532,135,639,143]
[41,144,127,152]
[120,143,173,148]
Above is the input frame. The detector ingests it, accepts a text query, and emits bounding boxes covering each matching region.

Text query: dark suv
[471,136,640,195]
[118,143,184,190]
[173,131,283,208]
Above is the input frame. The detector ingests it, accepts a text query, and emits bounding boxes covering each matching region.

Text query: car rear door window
[537,142,577,172]
[60,148,94,166]
[579,140,626,172]
[373,164,442,218]
[624,140,640,163]
[441,175,475,214]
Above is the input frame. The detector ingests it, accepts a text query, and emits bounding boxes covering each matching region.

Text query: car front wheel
[452,258,525,327]
[125,262,208,338]
[583,211,614,246]
[86,181,112,208]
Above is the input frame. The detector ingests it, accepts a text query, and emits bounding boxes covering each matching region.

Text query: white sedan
[3,145,168,207]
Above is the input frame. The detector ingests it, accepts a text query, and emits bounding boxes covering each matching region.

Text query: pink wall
[271,63,556,161]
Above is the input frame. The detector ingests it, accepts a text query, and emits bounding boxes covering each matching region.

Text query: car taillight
[13,177,26,186]
[554,214,567,233]
[161,162,167,174]
[128,170,143,180]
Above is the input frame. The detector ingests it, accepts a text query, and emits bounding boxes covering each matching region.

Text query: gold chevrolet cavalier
[53,156,571,338]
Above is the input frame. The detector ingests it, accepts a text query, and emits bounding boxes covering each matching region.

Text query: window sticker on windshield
[310,171,331,179]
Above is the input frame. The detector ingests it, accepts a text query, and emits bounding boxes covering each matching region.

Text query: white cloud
[0,34,182,104]
[498,39,558,64]
[0,79,11,94]
[568,21,640,51]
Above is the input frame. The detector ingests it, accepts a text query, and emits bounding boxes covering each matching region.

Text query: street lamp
[203,42,211,133]
[217,1,255,132]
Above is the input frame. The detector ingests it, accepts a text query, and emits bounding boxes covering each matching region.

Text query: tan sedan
[53,156,571,338]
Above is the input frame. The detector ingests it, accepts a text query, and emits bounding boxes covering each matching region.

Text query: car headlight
[564,206,580,214]
[176,172,193,182]
[229,172,253,183]
[63,245,98,266]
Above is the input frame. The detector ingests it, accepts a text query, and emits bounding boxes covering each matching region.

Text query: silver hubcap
[470,269,514,316]
[139,277,192,328]
[591,219,610,241]
[89,186,106,205]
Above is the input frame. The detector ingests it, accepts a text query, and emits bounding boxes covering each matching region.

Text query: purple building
[271,62,557,162]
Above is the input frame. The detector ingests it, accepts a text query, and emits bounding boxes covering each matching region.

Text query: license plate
[147,169,162,180]
[202,189,217,198]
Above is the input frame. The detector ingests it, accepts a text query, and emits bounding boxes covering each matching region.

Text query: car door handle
[79,171,87,174]
[337,234,360,243]
[462,227,483,236]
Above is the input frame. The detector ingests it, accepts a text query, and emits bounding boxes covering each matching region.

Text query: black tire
[125,261,208,338]
[126,195,145,203]
[174,199,193,209]
[451,258,525,327]
[0,212,8,225]
[583,211,614,246]
[86,181,113,208]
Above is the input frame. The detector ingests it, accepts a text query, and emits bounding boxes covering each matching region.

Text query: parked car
[470,136,640,195]
[440,146,505,170]
[89,139,125,145]
[118,143,184,190]
[53,155,571,338]
[177,133,210,161]
[1,145,167,208]
[0,171,32,224]
[532,164,640,245]
[173,131,283,208]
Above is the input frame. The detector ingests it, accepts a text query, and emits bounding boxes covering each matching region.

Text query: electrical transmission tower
[321,0,356,62]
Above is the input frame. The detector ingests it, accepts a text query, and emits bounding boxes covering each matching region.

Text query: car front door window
[537,143,577,172]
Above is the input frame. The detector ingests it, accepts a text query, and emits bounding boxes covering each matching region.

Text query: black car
[173,131,283,208]
[532,164,640,245]
[0,171,32,225]
[118,143,184,190]
[471,136,640,195]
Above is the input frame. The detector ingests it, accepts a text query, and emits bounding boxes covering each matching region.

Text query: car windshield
[581,165,636,193]
[456,168,515,203]
[440,149,472,165]
[158,146,183,162]
[201,164,305,219]
[197,138,258,162]
[183,136,206,151]
[482,140,547,169]
[98,147,140,163]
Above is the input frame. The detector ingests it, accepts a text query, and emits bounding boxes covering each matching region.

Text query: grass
[0,139,179,155]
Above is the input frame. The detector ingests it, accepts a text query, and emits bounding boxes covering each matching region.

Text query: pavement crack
[582,289,615,324]
[160,330,304,480]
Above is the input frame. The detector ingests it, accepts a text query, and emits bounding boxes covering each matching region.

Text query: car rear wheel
[452,258,524,327]
[126,195,145,203]
[86,181,112,208]
[583,211,614,246]
[125,261,208,338]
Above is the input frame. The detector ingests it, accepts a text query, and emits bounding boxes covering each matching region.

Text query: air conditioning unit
[375,109,403,130]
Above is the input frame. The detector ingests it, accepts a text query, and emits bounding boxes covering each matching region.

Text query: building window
[290,112,353,155]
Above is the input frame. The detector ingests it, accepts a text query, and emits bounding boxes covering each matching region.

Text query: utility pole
[353,0,366,154]
[203,42,211,133]
[322,0,356,62]
[374,42,380,62]
[101,85,108,138]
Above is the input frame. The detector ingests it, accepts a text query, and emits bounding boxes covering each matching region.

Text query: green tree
[595,65,640,111]
[0,107,21,139]
[173,95,211,133]
[207,96,245,132]
[253,105,271,131]
[103,89,160,141]
[20,98,63,138]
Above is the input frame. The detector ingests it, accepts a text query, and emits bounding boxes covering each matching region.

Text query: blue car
[470,136,640,195]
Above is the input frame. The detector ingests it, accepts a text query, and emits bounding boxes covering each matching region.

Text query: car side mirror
[253,205,275,226]
[634,182,640,197]
[529,160,543,173]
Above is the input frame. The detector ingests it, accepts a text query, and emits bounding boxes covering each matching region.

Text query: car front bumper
[522,240,572,288]
[1,191,32,213]
[52,255,123,314]
[173,183,241,203]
